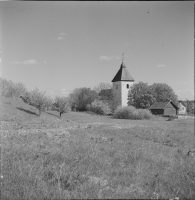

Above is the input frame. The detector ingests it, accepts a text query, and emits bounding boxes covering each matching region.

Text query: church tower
[112,54,135,107]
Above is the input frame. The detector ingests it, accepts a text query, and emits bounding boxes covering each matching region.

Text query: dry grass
[1,97,195,199]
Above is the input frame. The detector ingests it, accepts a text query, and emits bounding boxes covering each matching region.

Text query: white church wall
[112,81,134,107]
[121,81,134,106]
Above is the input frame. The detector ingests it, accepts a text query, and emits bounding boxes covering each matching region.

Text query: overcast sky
[0,1,194,100]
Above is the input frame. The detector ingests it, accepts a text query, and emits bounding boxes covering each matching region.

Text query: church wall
[121,81,134,106]
[112,81,134,107]
[112,81,122,106]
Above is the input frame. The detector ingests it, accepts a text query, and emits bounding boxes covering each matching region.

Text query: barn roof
[112,62,134,82]
[149,101,179,110]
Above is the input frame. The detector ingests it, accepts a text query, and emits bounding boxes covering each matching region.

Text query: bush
[87,100,111,115]
[113,106,153,120]
[167,115,178,121]
[137,108,154,119]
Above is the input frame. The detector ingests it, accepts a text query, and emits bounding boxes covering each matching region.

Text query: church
[99,55,135,107]
[112,60,135,107]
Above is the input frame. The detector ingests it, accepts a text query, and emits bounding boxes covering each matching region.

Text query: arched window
[127,84,129,89]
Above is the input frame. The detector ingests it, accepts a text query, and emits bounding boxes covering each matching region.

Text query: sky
[0,1,194,100]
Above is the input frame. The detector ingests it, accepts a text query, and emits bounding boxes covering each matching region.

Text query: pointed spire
[122,53,124,63]
[112,54,134,82]
[121,53,126,68]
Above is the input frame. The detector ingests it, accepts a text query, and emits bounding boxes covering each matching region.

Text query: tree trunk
[39,109,41,117]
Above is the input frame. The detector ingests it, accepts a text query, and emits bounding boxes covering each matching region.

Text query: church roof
[112,62,134,82]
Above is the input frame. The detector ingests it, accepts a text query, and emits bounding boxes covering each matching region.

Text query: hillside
[1,97,195,199]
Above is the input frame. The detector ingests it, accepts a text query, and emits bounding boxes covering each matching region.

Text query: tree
[44,96,54,111]
[93,82,112,94]
[150,83,178,105]
[31,88,48,116]
[0,78,27,98]
[0,78,15,98]
[127,82,156,109]
[87,99,111,115]
[52,96,70,117]
[14,82,27,98]
[107,90,120,112]
[21,88,47,116]
[186,99,193,115]
[69,88,81,111]
[69,87,98,111]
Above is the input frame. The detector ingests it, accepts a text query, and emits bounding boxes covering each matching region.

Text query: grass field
[1,97,195,199]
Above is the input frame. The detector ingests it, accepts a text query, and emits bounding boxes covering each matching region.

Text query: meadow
[1,97,195,199]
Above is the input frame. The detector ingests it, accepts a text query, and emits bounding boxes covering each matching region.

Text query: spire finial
[122,53,125,63]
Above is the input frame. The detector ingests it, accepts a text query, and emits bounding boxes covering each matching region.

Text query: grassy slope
[1,97,195,199]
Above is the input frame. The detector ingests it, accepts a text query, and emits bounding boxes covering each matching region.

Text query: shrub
[113,106,153,120]
[113,106,135,119]
[167,115,178,121]
[137,108,154,120]
[87,100,111,115]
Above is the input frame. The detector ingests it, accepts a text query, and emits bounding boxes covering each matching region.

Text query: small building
[111,61,135,107]
[178,101,187,115]
[177,100,195,115]
[149,101,179,116]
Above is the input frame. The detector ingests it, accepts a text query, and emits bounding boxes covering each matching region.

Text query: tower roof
[112,62,134,82]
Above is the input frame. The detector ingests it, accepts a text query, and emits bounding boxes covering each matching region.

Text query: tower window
[127,84,129,89]
[116,85,118,89]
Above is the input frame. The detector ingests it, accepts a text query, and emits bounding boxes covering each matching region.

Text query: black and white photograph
[0,1,194,199]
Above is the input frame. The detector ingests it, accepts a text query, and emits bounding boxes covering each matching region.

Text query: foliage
[113,106,153,120]
[99,89,113,101]
[128,82,156,109]
[52,96,70,117]
[0,77,27,98]
[69,87,98,111]
[21,88,47,116]
[93,82,112,94]
[44,96,54,111]
[186,99,194,115]
[68,88,80,110]
[150,83,178,105]
[137,108,154,119]
[87,99,111,115]
[128,82,178,109]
